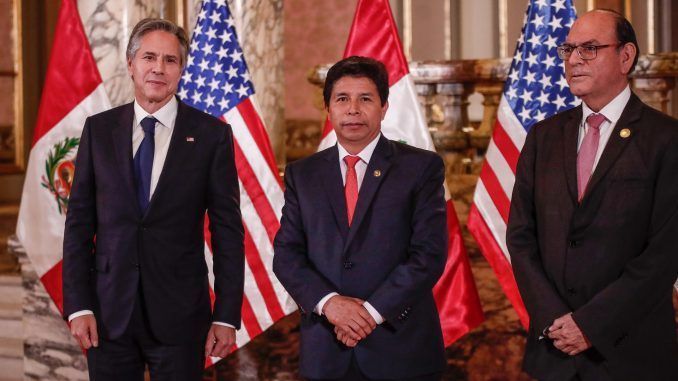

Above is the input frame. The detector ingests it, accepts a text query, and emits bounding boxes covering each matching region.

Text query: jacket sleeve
[208,124,245,327]
[365,154,448,327]
[507,124,572,334]
[62,117,97,318]
[273,164,338,313]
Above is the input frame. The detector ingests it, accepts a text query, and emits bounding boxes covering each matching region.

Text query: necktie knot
[344,155,361,169]
[586,113,606,131]
[141,117,156,136]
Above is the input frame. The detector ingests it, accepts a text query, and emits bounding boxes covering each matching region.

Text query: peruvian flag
[16,0,111,312]
[319,0,484,345]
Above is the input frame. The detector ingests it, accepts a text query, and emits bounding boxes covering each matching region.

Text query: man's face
[127,30,182,110]
[564,11,635,109]
[327,76,388,152]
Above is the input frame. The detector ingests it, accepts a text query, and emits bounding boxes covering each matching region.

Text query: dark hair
[323,56,389,107]
[127,18,189,68]
[598,9,639,74]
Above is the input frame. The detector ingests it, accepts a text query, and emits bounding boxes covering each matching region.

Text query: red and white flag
[16,0,111,312]
[177,0,295,365]
[319,0,484,346]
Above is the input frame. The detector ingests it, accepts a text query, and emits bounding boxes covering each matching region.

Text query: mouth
[146,80,167,87]
[341,122,366,128]
[569,73,589,80]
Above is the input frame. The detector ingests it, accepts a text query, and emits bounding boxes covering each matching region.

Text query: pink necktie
[577,113,606,200]
[344,155,361,225]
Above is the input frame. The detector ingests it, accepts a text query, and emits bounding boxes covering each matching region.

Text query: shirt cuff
[68,310,94,322]
[315,292,339,315]
[212,322,236,329]
[363,302,384,324]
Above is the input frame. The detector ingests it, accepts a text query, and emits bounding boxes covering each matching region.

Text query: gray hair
[126,18,189,68]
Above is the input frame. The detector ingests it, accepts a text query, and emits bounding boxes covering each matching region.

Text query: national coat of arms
[41,137,79,215]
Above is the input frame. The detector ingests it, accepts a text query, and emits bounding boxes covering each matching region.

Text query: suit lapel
[144,100,196,217]
[343,136,393,253]
[111,103,141,216]
[581,94,642,202]
[319,145,350,240]
[563,106,582,205]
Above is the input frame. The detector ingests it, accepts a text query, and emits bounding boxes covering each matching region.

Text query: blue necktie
[134,117,156,213]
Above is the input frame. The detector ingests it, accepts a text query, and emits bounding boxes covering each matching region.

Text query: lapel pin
[186,136,195,142]
[373,169,381,177]
[619,128,631,138]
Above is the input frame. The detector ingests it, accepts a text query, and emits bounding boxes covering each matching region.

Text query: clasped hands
[546,312,592,356]
[322,295,377,348]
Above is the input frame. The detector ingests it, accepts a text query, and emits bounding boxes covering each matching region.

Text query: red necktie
[344,155,361,225]
[577,113,606,200]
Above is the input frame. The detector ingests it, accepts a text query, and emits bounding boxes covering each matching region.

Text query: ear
[619,42,637,75]
[381,101,389,120]
[127,58,134,78]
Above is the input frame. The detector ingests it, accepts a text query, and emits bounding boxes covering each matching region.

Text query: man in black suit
[62,18,244,380]
[507,10,678,381]
[273,56,447,381]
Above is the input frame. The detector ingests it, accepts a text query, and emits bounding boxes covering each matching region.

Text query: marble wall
[284,0,357,122]
[9,237,88,381]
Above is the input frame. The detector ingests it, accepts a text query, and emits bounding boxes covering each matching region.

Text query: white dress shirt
[577,85,631,171]
[314,134,385,325]
[69,98,233,328]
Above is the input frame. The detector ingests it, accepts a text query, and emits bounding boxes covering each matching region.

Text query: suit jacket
[507,93,678,381]
[273,135,447,380]
[62,100,245,345]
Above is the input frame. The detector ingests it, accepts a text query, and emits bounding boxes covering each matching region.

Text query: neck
[137,95,174,114]
[583,81,627,112]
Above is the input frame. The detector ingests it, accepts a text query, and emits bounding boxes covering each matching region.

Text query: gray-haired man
[63,18,245,380]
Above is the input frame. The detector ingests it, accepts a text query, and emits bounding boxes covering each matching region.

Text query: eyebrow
[564,39,600,45]
[140,51,179,59]
[334,91,374,97]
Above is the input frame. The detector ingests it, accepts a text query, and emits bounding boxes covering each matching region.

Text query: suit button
[569,240,578,248]
[343,261,353,269]
[567,287,576,295]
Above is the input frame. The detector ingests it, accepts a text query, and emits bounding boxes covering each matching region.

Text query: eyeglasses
[556,43,622,60]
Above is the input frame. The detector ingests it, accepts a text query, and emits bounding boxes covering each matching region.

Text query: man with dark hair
[63,18,245,380]
[273,55,447,381]
[508,9,678,381]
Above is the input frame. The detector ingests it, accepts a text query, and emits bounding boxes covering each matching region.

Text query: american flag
[177,0,295,365]
[467,0,578,327]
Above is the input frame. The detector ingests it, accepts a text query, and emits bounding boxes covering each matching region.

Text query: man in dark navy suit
[273,56,447,381]
[62,18,244,380]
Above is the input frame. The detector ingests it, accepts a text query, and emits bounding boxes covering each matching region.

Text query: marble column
[227,0,286,167]
[8,236,88,381]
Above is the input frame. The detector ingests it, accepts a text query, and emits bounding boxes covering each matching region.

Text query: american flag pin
[186,137,195,142]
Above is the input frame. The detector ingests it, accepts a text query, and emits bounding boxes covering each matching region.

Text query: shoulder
[389,139,443,168]
[87,102,132,124]
[286,146,333,174]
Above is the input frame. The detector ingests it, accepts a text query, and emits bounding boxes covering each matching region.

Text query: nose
[568,48,584,66]
[152,58,165,74]
[347,99,360,115]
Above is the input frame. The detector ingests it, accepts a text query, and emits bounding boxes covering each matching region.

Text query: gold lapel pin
[619,129,631,138]
[373,169,381,177]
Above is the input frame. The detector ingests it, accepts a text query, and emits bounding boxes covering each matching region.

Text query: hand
[547,313,591,356]
[334,326,359,347]
[205,324,236,358]
[323,295,376,341]
[70,314,99,349]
